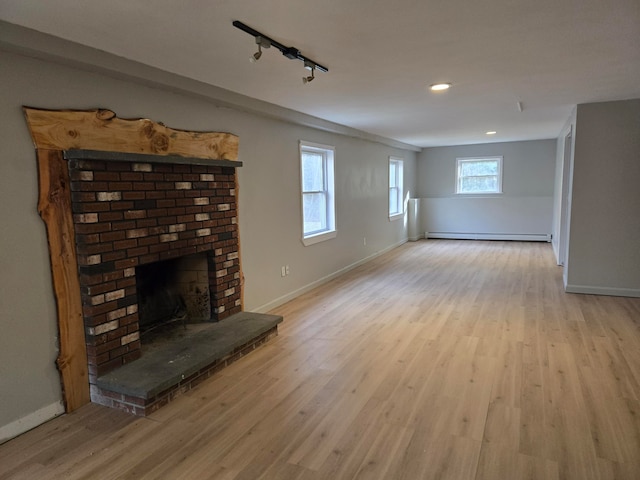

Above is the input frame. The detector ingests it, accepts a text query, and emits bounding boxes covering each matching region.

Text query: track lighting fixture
[250,36,270,63]
[233,20,328,81]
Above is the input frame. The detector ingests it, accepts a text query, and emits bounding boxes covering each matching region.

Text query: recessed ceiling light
[486,131,497,135]
[430,83,451,91]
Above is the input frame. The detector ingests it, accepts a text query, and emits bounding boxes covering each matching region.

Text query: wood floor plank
[348,423,414,480]
[577,366,640,464]
[1,240,639,480]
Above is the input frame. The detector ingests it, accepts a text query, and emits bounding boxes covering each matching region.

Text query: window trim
[389,156,404,221]
[300,141,336,246]
[455,156,503,195]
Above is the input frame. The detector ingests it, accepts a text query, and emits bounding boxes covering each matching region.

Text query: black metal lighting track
[232,20,329,73]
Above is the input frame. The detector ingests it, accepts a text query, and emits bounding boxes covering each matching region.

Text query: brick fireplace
[68,152,242,384]
[24,108,281,415]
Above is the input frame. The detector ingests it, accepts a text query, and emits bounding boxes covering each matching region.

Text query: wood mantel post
[37,149,90,411]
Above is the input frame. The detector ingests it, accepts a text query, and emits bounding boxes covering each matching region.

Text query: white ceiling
[1,0,639,148]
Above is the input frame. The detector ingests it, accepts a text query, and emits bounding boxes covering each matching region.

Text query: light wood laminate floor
[1,240,639,479]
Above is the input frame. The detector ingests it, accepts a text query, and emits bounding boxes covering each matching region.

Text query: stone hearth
[94,312,282,416]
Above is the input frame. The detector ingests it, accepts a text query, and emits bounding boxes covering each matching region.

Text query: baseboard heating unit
[426,232,551,242]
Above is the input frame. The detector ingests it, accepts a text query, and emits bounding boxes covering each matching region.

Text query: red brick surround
[68,158,241,384]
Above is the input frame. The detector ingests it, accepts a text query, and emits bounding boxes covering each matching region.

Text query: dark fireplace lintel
[64,149,243,169]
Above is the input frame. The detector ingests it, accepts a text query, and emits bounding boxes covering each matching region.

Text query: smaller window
[300,141,336,246]
[389,157,404,219]
[456,156,503,194]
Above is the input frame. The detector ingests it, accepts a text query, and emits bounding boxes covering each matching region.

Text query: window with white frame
[456,156,503,194]
[389,157,404,219]
[300,141,336,246]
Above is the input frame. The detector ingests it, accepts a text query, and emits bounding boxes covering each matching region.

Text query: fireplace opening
[136,253,211,341]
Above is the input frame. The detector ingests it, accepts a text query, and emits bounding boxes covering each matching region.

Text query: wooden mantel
[23,108,239,160]
[23,107,240,412]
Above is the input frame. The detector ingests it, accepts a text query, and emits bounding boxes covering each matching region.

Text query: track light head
[303,60,316,84]
[302,71,315,84]
[250,46,262,63]
[249,36,271,63]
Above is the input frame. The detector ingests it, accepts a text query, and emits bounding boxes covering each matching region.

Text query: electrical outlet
[281,266,286,277]
[285,265,290,275]
[363,237,367,246]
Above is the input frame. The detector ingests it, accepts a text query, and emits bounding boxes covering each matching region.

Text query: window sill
[389,212,404,222]
[302,230,337,246]
[455,191,503,196]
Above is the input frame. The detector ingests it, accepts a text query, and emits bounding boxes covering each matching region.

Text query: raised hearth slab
[94,312,282,414]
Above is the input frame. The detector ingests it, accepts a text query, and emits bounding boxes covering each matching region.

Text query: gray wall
[565,99,640,296]
[0,50,416,439]
[416,140,556,239]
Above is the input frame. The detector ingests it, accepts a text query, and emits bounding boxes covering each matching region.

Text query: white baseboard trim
[426,232,551,242]
[0,401,64,444]
[565,284,640,298]
[254,238,408,313]
[408,233,424,242]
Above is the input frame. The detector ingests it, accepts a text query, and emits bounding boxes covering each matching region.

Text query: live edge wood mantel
[23,107,241,413]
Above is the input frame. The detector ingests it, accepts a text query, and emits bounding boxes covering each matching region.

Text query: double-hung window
[389,157,404,220]
[300,141,336,246]
[456,156,503,194]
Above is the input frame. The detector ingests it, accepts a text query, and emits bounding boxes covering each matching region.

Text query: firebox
[136,252,212,336]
